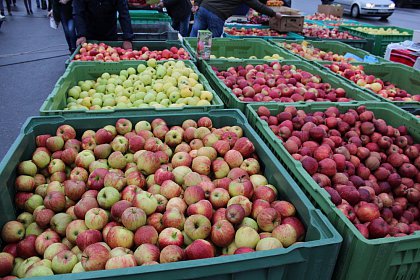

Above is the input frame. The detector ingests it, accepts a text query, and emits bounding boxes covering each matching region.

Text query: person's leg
[67,18,77,53]
[179,13,191,37]
[206,9,225,37]
[28,0,33,13]
[5,0,11,15]
[0,0,5,16]
[190,8,208,37]
[35,0,40,8]
[171,19,180,33]
[23,0,30,14]
[60,11,72,52]
[61,10,77,53]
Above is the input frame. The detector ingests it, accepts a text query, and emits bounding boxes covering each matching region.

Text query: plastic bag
[50,17,59,30]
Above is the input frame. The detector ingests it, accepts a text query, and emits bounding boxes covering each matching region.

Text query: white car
[333,0,395,19]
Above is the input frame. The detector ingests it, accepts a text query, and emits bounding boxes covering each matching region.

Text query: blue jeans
[172,13,191,37]
[190,7,225,38]
[61,10,77,53]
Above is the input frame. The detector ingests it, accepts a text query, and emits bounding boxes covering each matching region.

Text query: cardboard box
[272,6,301,15]
[317,4,344,17]
[269,15,304,33]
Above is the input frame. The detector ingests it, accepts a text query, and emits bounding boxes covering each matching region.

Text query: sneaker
[0,15,5,20]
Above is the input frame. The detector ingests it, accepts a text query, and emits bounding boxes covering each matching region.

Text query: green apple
[160,99,171,107]
[140,74,152,86]
[102,72,111,79]
[169,91,180,103]
[127,67,136,75]
[144,92,156,103]
[25,266,54,277]
[137,64,147,73]
[97,187,121,209]
[120,69,128,77]
[103,98,116,107]
[155,92,167,103]
[79,91,89,98]
[68,86,81,99]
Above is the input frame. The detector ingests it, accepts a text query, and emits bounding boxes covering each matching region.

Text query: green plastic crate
[246,102,420,280]
[40,60,224,116]
[183,38,297,61]
[66,40,194,68]
[129,10,159,15]
[318,61,420,108]
[269,39,387,64]
[339,26,413,56]
[118,23,179,41]
[223,24,304,40]
[0,109,342,280]
[312,19,364,28]
[304,20,332,29]
[201,59,380,112]
[130,12,172,24]
[301,33,368,50]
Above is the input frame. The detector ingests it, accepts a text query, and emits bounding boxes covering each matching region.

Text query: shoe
[30,10,33,14]
[0,15,5,20]
[8,11,12,16]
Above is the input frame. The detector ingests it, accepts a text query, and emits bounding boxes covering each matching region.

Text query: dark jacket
[52,0,73,23]
[196,0,276,20]
[163,0,192,20]
[73,0,134,41]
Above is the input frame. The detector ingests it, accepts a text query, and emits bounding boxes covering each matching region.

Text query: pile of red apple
[304,23,324,29]
[128,0,146,5]
[212,61,352,103]
[302,27,361,40]
[325,22,359,27]
[280,41,357,62]
[72,43,190,62]
[0,117,306,278]
[256,105,420,239]
[224,27,287,37]
[325,62,420,102]
[305,13,342,21]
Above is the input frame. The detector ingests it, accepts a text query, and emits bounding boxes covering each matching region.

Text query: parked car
[333,0,395,19]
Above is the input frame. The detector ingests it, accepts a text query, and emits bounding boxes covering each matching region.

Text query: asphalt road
[0,1,419,162]
[293,0,420,29]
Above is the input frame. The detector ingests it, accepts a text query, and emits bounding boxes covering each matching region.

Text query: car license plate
[379,9,389,12]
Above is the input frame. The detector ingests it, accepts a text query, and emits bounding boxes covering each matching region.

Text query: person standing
[73,0,134,50]
[0,0,5,16]
[24,0,33,14]
[2,0,12,15]
[190,0,283,37]
[162,0,192,37]
[52,0,76,53]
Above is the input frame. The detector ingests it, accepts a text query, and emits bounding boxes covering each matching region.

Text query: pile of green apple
[0,117,305,278]
[65,60,214,111]
[208,54,285,60]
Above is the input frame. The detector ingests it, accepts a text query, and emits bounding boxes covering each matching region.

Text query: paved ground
[0,1,419,161]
